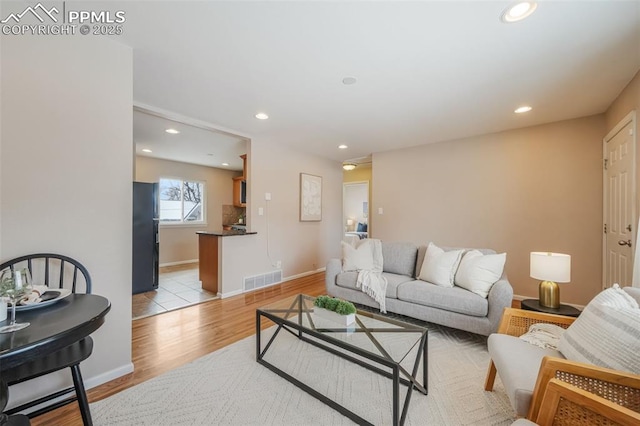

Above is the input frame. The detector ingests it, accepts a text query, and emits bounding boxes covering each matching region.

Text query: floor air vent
[244,270,283,291]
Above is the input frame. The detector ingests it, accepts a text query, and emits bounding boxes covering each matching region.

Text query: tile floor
[132,263,219,320]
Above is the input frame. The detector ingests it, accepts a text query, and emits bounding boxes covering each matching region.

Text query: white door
[603,113,636,289]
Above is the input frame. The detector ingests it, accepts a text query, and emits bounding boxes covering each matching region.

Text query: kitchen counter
[197,230,256,237]
[197,230,257,294]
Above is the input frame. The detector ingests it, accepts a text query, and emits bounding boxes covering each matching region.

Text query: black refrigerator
[132,182,159,294]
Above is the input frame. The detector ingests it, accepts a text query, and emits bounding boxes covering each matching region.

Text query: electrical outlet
[276,260,282,268]
[265,192,271,201]
[258,207,264,216]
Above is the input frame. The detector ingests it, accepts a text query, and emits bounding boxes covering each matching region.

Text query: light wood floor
[32,272,327,425]
[32,273,521,425]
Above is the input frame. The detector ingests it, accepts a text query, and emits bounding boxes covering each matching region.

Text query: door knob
[618,239,632,247]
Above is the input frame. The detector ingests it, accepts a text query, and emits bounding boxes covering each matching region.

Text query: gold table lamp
[530,252,571,308]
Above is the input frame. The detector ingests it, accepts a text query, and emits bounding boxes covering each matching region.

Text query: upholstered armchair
[484,307,576,416]
[485,306,640,422]
[513,377,640,425]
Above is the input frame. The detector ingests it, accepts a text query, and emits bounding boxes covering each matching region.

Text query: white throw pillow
[519,323,566,350]
[558,284,640,374]
[342,240,374,272]
[454,250,506,298]
[418,243,464,287]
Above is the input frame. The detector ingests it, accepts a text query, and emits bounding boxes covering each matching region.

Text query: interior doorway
[131,106,248,318]
[603,111,636,289]
[343,181,370,244]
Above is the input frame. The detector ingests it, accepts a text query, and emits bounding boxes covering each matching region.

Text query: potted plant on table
[313,295,357,326]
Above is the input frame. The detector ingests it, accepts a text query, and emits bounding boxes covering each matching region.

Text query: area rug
[91,323,514,425]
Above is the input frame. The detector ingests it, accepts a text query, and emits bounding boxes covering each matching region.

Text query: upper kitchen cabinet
[233,154,247,207]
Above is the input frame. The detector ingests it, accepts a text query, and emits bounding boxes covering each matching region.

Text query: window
[159,178,205,224]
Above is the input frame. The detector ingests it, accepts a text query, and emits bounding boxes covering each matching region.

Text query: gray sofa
[325,241,513,336]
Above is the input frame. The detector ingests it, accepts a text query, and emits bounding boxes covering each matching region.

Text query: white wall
[1,36,133,404]
[218,140,342,297]
[373,115,605,306]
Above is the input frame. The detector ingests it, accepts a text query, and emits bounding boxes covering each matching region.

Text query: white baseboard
[6,362,135,413]
[282,267,326,283]
[220,289,243,299]
[220,267,327,299]
[512,294,585,310]
[159,259,198,268]
[86,362,135,390]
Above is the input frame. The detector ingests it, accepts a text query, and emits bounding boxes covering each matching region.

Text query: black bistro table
[0,294,110,420]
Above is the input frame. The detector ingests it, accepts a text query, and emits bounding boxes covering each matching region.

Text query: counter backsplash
[222,204,246,226]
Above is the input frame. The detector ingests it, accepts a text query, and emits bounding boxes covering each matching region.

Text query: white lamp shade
[530,252,571,283]
[346,219,354,226]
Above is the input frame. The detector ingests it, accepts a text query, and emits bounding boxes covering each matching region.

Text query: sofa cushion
[488,334,565,417]
[397,280,489,317]
[558,284,640,374]
[415,244,496,278]
[334,271,411,299]
[342,240,374,272]
[454,250,506,298]
[382,272,414,299]
[381,241,418,277]
[417,243,464,287]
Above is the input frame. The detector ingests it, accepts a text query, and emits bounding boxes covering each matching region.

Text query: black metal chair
[1,381,30,426]
[0,254,93,425]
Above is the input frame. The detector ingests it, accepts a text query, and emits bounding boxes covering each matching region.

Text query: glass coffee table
[256,294,428,426]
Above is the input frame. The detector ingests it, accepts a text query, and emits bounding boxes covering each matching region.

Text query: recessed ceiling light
[514,105,533,114]
[222,162,230,166]
[342,77,357,85]
[165,128,180,134]
[501,2,537,23]
[338,144,348,149]
[141,148,152,153]
[255,113,269,120]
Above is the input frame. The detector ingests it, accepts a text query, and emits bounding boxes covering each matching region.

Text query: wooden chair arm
[534,379,640,426]
[496,308,576,337]
[528,356,640,421]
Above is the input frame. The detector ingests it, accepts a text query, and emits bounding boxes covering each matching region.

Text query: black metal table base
[256,308,428,426]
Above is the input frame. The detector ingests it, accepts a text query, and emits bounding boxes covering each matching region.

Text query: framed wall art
[300,173,322,221]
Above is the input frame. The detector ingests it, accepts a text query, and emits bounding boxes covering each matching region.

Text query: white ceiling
[117,1,640,163]
[133,109,247,170]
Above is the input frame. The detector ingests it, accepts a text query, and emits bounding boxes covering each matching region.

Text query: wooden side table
[520,299,581,317]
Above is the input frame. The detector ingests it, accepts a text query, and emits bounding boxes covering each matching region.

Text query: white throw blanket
[356,239,388,313]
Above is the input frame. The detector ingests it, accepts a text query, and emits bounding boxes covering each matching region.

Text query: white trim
[134,103,252,141]
[512,293,585,310]
[219,289,243,299]
[85,362,135,390]
[6,363,135,414]
[219,267,327,299]
[159,259,198,268]
[282,267,326,282]
[603,110,637,289]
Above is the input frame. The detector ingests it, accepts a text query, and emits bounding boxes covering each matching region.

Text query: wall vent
[244,270,282,291]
